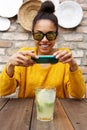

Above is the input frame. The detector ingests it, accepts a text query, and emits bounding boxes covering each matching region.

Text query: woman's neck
[36,48,57,55]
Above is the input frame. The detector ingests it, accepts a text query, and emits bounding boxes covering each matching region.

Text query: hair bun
[39,1,55,13]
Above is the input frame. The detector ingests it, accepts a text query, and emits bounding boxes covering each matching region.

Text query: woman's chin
[39,49,50,55]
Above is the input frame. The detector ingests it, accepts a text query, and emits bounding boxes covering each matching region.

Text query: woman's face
[33,19,57,55]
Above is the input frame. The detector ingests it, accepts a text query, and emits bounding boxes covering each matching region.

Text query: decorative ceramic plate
[55,1,83,28]
[0,0,23,18]
[0,17,10,31]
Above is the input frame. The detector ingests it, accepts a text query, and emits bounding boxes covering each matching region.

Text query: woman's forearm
[70,62,78,72]
[6,62,15,77]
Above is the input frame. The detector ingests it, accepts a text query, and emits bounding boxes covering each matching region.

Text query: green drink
[35,88,56,121]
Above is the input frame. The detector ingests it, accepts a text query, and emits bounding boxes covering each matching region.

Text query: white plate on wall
[0,17,10,31]
[55,1,83,28]
[0,0,23,18]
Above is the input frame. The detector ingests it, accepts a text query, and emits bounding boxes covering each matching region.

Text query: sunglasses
[32,31,57,41]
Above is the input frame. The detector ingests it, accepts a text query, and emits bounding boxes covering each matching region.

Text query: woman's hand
[53,50,78,72]
[6,50,37,77]
[7,50,37,67]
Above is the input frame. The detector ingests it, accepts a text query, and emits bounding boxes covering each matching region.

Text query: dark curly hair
[32,1,58,34]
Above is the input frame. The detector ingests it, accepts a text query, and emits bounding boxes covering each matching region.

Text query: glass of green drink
[35,88,56,121]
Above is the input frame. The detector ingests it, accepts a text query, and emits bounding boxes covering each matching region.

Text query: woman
[0,1,86,98]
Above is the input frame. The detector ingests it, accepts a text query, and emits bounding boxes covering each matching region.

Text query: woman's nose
[41,36,48,41]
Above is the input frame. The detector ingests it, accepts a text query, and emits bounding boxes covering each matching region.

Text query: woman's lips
[39,44,50,49]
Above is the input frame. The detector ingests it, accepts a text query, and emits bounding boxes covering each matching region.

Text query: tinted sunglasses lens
[47,32,57,40]
[33,32,43,41]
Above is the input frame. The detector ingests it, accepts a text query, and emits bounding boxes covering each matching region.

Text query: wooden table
[0,98,87,130]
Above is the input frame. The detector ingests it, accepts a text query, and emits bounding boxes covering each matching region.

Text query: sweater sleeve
[0,47,35,97]
[0,66,20,96]
[69,67,86,98]
[64,65,86,99]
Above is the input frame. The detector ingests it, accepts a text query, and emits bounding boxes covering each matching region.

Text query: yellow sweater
[0,47,86,98]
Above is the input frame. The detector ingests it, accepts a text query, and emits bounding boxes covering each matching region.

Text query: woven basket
[18,0,42,31]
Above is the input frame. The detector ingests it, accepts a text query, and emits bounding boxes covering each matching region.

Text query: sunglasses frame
[32,31,57,41]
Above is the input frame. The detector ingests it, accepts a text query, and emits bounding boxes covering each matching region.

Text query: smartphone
[31,55,58,64]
